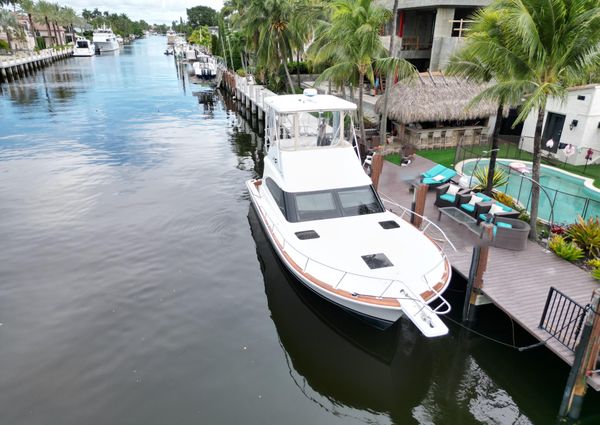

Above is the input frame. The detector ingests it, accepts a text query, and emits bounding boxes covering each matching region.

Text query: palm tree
[58,6,77,44]
[0,8,17,49]
[378,0,398,146]
[34,0,55,46]
[239,0,297,92]
[447,0,600,239]
[18,0,36,43]
[311,0,414,144]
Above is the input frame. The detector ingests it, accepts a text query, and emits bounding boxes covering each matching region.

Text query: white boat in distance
[166,29,177,45]
[72,36,95,57]
[192,53,217,80]
[246,91,453,337]
[93,26,119,53]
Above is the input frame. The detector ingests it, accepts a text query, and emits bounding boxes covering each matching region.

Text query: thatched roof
[374,72,497,124]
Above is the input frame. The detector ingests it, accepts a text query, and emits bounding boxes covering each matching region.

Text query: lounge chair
[434,183,469,208]
[421,164,447,178]
[421,167,457,187]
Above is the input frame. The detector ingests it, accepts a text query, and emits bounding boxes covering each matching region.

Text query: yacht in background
[72,36,95,57]
[116,35,124,45]
[166,29,177,45]
[192,53,217,80]
[93,26,120,53]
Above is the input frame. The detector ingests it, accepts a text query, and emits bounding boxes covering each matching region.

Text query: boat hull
[73,49,95,57]
[95,40,119,52]
[247,182,405,327]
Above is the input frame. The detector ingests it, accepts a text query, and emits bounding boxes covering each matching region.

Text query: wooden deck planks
[379,157,598,369]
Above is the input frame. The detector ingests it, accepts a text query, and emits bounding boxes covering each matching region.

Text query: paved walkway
[378,156,599,388]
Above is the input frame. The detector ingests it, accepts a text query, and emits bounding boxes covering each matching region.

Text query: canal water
[1,37,599,425]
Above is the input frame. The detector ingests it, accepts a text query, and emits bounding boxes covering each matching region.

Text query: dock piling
[559,288,600,420]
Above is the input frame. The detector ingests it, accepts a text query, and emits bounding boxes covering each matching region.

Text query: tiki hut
[375,72,498,149]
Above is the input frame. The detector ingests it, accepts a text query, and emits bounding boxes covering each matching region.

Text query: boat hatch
[361,253,393,270]
[379,220,400,229]
[295,230,320,240]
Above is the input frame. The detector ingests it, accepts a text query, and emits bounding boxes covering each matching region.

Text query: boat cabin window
[266,178,286,216]
[266,109,347,150]
[289,186,384,222]
[76,40,88,48]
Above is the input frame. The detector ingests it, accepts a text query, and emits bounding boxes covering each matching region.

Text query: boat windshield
[287,186,384,222]
[267,109,347,150]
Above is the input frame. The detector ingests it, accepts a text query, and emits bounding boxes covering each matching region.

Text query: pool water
[461,159,600,224]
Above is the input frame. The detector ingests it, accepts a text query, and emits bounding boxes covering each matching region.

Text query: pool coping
[455,158,600,200]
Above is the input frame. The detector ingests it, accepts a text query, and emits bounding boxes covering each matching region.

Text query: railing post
[559,288,600,420]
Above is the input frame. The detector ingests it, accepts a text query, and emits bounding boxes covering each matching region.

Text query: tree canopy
[187,5,217,28]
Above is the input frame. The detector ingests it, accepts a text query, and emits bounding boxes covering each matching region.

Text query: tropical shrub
[287,61,309,74]
[587,258,600,269]
[549,235,584,262]
[592,267,600,281]
[0,39,9,50]
[236,68,246,77]
[493,191,515,208]
[472,167,508,191]
[566,216,600,258]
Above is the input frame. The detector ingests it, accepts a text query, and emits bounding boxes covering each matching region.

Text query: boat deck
[378,156,600,390]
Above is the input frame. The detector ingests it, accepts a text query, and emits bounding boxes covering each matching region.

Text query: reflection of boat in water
[246,91,452,335]
[248,205,433,418]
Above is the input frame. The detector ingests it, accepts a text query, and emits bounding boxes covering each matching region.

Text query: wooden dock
[0,49,72,83]
[378,156,600,390]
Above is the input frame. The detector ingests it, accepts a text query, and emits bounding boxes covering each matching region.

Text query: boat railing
[251,187,452,314]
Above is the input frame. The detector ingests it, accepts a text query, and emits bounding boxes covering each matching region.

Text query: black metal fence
[539,287,588,352]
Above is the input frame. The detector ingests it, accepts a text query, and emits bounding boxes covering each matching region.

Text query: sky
[63,0,225,25]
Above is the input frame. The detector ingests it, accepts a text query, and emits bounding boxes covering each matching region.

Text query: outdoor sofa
[434,183,470,208]
[488,216,530,251]
[457,192,520,223]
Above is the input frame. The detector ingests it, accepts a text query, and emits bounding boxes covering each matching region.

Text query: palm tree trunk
[379,0,398,146]
[44,17,53,46]
[529,105,545,240]
[27,13,35,45]
[6,30,12,50]
[296,51,301,88]
[484,104,504,195]
[52,21,59,45]
[277,38,295,93]
[358,72,367,146]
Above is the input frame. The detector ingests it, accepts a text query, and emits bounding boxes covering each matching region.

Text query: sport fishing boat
[92,26,119,53]
[246,91,453,337]
[72,36,95,57]
[192,53,217,80]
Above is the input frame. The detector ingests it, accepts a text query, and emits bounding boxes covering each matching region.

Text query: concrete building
[378,0,491,71]
[520,85,600,166]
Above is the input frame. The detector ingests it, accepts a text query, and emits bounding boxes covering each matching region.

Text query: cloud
[64,0,224,25]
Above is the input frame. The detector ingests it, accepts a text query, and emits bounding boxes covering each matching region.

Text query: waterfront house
[518,85,600,166]
[377,0,491,71]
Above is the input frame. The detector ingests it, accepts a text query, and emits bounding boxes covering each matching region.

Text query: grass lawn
[386,146,600,188]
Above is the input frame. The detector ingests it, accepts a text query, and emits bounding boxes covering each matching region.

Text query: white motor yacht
[192,53,217,80]
[246,91,453,337]
[93,26,119,53]
[72,36,95,57]
[166,29,177,45]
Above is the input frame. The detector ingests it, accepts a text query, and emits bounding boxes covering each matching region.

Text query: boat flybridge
[246,90,454,337]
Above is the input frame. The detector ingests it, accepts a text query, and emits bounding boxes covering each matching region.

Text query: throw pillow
[446,184,460,196]
[489,204,505,215]
[468,195,483,206]
[432,174,445,182]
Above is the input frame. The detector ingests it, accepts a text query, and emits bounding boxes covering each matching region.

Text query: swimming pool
[458,159,600,224]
